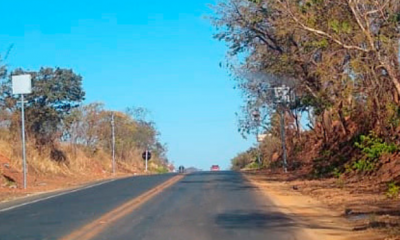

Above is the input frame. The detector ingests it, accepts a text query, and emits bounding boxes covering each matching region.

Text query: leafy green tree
[0,67,85,147]
[231,148,258,170]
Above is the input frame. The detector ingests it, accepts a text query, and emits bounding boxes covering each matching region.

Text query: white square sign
[12,74,32,95]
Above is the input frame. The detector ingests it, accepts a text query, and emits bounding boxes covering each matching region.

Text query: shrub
[311,164,335,179]
[154,165,169,174]
[354,132,398,161]
[260,135,281,167]
[245,162,260,170]
[332,167,342,178]
[352,132,398,173]
[344,163,353,173]
[231,151,254,170]
[352,159,376,172]
[321,150,332,158]
[386,182,400,199]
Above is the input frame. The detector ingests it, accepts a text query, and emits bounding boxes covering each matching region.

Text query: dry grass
[0,137,144,177]
[0,131,168,203]
[0,129,168,201]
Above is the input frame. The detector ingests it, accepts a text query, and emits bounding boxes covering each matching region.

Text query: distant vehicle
[178,165,185,173]
[210,165,220,171]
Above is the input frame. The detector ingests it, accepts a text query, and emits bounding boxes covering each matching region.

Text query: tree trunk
[289,109,301,139]
[383,62,400,101]
[373,95,382,133]
[394,89,399,104]
[322,110,333,141]
[295,110,301,139]
[337,101,348,135]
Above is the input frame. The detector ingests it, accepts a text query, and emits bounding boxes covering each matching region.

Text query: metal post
[256,128,261,166]
[279,108,288,173]
[21,94,27,189]
[111,113,116,175]
[145,150,148,172]
[252,110,262,167]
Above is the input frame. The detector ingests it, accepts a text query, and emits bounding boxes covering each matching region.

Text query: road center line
[59,174,185,240]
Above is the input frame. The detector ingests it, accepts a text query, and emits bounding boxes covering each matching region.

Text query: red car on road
[210,165,220,171]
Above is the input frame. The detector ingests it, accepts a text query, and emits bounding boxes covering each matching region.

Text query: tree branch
[232,1,283,53]
[348,0,377,51]
[279,0,369,52]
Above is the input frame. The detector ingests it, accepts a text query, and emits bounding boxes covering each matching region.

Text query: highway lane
[0,174,176,240]
[0,172,308,240]
[96,171,304,240]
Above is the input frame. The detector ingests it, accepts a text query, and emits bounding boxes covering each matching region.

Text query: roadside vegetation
[212,0,400,182]
[211,0,400,235]
[0,66,170,188]
[212,0,400,235]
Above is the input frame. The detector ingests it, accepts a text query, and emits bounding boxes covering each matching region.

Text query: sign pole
[21,94,27,189]
[256,127,261,165]
[273,85,290,173]
[145,150,148,172]
[252,110,262,166]
[12,74,32,189]
[142,150,151,173]
[279,107,288,173]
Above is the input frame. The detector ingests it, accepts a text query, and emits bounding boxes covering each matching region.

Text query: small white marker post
[12,74,32,189]
[111,112,116,175]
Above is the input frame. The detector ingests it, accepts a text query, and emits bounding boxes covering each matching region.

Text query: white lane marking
[0,178,119,213]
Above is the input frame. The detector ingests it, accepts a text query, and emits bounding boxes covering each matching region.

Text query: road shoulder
[243,172,382,240]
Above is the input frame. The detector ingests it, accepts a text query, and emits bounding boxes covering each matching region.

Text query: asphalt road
[0,172,305,240]
[0,174,176,240]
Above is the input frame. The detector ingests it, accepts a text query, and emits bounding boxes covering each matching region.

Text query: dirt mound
[0,154,21,188]
[374,153,400,183]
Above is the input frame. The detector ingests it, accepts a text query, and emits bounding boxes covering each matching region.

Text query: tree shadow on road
[215,210,294,230]
[215,209,351,234]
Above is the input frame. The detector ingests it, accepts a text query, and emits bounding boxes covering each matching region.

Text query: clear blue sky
[0,0,254,170]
